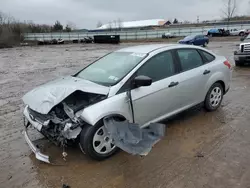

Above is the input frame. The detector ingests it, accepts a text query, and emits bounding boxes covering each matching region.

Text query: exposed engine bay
[27,91,106,147]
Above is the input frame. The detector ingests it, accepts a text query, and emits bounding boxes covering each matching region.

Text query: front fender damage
[23,84,166,163]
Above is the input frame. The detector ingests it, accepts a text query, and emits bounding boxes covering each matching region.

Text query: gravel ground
[1,42,250,188]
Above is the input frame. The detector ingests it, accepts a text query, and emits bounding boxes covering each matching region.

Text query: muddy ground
[1,42,250,188]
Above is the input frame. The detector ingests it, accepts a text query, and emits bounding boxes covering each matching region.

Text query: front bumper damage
[23,105,83,164]
[23,104,166,162]
[23,127,50,164]
[23,106,50,163]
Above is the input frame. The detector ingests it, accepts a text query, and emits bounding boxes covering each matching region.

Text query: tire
[79,120,118,161]
[203,41,208,47]
[204,83,224,112]
[239,32,244,37]
[235,60,243,66]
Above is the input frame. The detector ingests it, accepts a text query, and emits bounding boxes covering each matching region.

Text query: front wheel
[204,83,223,111]
[79,121,118,161]
[239,32,245,37]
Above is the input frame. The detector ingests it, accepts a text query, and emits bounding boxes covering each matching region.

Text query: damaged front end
[23,90,107,163]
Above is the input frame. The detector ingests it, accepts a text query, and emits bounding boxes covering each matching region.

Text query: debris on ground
[8,175,12,180]
[62,184,70,188]
[195,152,204,158]
[104,117,166,156]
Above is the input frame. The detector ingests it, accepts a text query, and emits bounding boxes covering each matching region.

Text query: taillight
[224,60,231,69]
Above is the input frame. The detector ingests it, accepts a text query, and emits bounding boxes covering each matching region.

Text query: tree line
[0,11,76,35]
[0,11,77,47]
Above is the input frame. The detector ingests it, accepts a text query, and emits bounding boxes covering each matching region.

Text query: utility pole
[197,16,200,24]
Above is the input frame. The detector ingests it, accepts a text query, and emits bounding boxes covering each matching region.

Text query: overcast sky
[0,0,249,29]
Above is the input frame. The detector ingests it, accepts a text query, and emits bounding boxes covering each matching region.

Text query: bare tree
[67,21,77,30]
[221,0,237,22]
[96,21,103,28]
[113,20,117,29]
[117,18,123,30]
[108,22,112,31]
[173,18,179,24]
[248,0,250,14]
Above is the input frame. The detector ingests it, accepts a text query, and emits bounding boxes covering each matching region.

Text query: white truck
[162,32,175,38]
[230,28,246,36]
[234,35,250,66]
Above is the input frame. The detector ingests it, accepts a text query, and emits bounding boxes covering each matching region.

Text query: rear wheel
[203,41,208,47]
[79,121,118,161]
[204,83,223,111]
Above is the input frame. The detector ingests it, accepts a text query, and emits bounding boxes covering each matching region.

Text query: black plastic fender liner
[103,117,166,156]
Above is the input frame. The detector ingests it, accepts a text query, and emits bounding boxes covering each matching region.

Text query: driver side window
[136,51,175,83]
[117,51,176,94]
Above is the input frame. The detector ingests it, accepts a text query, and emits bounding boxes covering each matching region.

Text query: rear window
[200,50,215,63]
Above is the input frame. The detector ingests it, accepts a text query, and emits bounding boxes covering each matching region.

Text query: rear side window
[137,51,175,82]
[177,49,203,71]
[199,50,215,63]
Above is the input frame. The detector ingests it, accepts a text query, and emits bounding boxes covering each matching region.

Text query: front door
[130,50,179,126]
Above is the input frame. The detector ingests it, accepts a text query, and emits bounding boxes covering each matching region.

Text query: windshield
[76,52,147,86]
[184,35,195,40]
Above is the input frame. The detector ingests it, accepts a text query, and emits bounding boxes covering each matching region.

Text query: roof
[116,44,177,53]
[98,19,166,29]
[116,43,208,54]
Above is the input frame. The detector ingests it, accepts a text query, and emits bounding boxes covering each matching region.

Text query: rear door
[173,48,210,109]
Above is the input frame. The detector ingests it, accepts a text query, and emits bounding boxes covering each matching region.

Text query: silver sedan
[22,44,232,162]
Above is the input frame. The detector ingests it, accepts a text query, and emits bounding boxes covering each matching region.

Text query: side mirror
[133,75,152,88]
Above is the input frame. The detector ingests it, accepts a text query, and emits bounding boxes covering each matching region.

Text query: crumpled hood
[22,76,109,114]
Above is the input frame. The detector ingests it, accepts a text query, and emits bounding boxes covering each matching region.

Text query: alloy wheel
[209,87,222,107]
[92,126,116,154]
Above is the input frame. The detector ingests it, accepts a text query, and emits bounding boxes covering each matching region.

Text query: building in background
[93,19,170,31]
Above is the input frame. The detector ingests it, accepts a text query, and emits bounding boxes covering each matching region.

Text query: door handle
[168,82,179,88]
[203,70,211,75]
